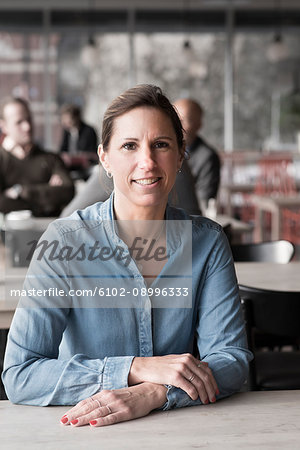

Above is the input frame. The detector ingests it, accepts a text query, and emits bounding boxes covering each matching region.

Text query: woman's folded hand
[128,354,219,404]
[60,382,167,427]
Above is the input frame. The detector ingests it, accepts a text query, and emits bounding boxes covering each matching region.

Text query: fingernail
[61,416,68,424]
[204,398,209,404]
[211,397,216,403]
[70,419,78,425]
[216,388,220,395]
[90,420,97,426]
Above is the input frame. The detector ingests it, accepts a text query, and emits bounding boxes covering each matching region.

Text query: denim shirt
[3,194,252,407]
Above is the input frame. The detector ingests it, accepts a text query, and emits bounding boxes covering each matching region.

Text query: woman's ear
[98,144,109,170]
[177,143,185,171]
[98,144,103,161]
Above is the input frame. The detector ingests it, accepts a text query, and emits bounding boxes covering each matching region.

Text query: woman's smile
[132,176,162,186]
[133,177,160,184]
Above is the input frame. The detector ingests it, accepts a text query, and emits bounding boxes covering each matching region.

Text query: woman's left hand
[60,382,167,427]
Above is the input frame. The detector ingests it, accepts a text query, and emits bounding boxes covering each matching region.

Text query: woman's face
[100,106,183,218]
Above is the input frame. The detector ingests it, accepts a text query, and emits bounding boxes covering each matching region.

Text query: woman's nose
[137,146,156,170]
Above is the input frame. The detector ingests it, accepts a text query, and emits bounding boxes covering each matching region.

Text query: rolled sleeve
[102,356,135,390]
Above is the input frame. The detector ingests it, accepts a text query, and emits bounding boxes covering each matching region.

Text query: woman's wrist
[141,382,167,410]
[154,384,168,409]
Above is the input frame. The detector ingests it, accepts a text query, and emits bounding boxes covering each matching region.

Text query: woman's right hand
[128,354,219,404]
[60,382,167,427]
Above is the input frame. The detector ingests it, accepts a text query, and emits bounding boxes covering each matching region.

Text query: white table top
[235,261,300,292]
[1,391,300,449]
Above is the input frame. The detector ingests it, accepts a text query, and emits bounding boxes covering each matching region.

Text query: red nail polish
[211,397,216,403]
[90,420,97,426]
[70,419,78,425]
[61,417,68,424]
[204,398,209,404]
[216,388,220,395]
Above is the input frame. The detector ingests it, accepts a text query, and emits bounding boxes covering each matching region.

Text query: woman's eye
[122,142,136,150]
[154,141,169,149]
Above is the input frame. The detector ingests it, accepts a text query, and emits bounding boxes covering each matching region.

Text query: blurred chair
[282,209,300,245]
[231,240,294,263]
[240,285,300,390]
[239,156,297,236]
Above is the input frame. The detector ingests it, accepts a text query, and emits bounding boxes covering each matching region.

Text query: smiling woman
[99,106,182,220]
[99,84,184,222]
[2,85,252,428]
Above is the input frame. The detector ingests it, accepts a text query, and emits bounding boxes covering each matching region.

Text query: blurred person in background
[59,104,98,180]
[0,97,74,216]
[59,104,98,155]
[174,99,221,211]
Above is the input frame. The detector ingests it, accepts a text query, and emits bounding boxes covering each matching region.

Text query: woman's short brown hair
[101,84,184,157]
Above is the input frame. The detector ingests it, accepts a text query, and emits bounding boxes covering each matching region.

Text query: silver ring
[94,399,101,408]
[189,374,195,382]
[106,405,112,415]
[90,397,101,408]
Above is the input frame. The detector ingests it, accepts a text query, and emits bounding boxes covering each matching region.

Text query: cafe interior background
[1,0,300,403]
[1,0,300,253]
[1,0,300,150]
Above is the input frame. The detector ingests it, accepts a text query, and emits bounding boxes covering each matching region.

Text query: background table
[1,391,300,449]
[235,261,300,291]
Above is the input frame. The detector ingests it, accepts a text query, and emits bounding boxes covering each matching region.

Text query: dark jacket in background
[0,145,74,216]
[187,136,221,202]
[59,121,98,154]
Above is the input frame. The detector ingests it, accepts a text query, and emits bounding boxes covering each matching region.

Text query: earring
[177,169,182,174]
[105,170,113,179]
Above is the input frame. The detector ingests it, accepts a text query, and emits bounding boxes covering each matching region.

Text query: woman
[3,85,252,427]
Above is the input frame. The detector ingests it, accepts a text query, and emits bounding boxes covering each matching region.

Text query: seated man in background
[59,104,98,180]
[174,98,221,211]
[0,97,74,216]
[59,103,98,155]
